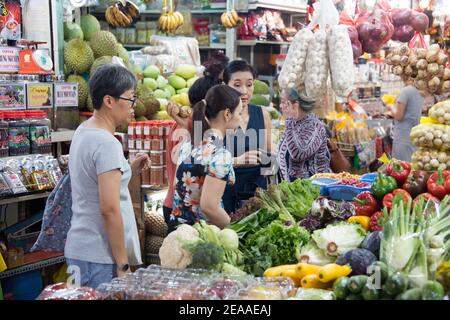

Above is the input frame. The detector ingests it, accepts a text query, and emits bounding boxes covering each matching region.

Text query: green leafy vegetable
[186,242,225,271]
[279,179,320,219]
[297,241,336,265]
[242,221,310,276]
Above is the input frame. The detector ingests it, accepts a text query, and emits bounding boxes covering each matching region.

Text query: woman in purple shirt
[277,88,331,181]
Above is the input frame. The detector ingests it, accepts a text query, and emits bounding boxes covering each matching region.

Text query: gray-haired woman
[277,88,331,181]
[65,64,149,289]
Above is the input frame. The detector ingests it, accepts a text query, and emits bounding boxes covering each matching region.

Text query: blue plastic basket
[311,178,338,196]
[361,173,379,184]
[327,185,372,201]
[2,270,43,300]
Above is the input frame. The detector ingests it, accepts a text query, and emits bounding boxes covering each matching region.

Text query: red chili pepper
[382,189,412,211]
[426,169,450,200]
[354,191,379,217]
[386,159,411,185]
[413,193,440,206]
[370,211,386,232]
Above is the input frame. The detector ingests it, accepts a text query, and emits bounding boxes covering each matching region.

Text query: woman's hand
[116,266,131,278]
[233,150,260,166]
[168,101,191,130]
[131,153,150,175]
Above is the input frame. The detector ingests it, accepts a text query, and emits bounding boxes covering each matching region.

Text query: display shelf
[0,191,51,206]
[199,44,226,50]
[90,9,226,15]
[0,253,65,279]
[247,1,307,13]
[236,39,291,46]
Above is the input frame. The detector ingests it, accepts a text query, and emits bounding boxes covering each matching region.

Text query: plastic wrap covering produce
[328,25,355,99]
[96,265,296,300]
[411,148,450,171]
[305,30,329,99]
[410,124,450,151]
[357,9,394,54]
[429,100,450,125]
[37,283,100,300]
[278,28,314,91]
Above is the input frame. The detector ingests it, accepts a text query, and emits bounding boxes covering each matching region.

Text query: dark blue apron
[222,104,267,214]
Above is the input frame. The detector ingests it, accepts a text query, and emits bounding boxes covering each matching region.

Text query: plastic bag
[291,288,336,300]
[305,29,329,99]
[328,25,355,99]
[356,8,394,54]
[309,0,339,30]
[278,28,314,91]
[37,283,100,300]
[428,100,450,125]
[411,147,449,171]
[410,123,450,151]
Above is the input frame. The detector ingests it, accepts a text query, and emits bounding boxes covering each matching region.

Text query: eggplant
[361,231,382,259]
[336,248,377,275]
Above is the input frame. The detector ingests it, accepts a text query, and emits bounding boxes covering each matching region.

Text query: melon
[80,14,101,41]
[143,65,161,79]
[143,78,157,91]
[168,75,187,90]
[175,65,197,80]
[64,22,83,41]
[186,76,199,88]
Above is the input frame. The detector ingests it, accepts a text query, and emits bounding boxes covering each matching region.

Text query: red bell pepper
[413,193,440,206]
[370,211,386,232]
[353,191,379,217]
[386,159,411,185]
[426,169,450,200]
[382,189,412,211]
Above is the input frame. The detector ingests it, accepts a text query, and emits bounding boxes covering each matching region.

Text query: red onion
[352,40,363,58]
[357,22,371,42]
[348,26,359,42]
[393,25,415,43]
[391,8,413,27]
[370,23,389,42]
[362,38,383,54]
[410,12,429,32]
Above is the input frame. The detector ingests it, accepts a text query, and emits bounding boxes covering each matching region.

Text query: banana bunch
[105,0,139,28]
[158,11,184,33]
[221,10,243,29]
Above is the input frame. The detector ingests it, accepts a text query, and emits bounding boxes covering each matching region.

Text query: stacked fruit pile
[145,211,169,265]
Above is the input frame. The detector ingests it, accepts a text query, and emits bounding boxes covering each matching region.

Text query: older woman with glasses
[277,88,331,181]
[65,64,150,289]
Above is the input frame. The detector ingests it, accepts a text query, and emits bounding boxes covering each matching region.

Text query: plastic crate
[327,185,372,201]
[2,270,43,300]
[361,173,379,183]
[311,178,338,196]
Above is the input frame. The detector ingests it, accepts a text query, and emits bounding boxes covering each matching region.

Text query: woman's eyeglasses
[118,96,137,107]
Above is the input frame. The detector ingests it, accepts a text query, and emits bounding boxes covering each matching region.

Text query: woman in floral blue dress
[172,85,243,228]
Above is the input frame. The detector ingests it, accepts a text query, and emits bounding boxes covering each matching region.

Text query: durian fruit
[67,75,89,110]
[145,235,165,254]
[134,100,146,118]
[86,95,94,112]
[80,14,101,41]
[64,39,94,74]
[89,31,118,58]
[116,43,129,64]
[145,211,168,237]
[116,117,135,134]
[90,56,113,75]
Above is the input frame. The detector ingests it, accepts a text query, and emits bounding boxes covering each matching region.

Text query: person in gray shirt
[391,77,424,162]
[65,64,149,289]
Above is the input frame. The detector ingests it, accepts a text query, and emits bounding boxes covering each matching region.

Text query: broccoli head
[189,242,225,271]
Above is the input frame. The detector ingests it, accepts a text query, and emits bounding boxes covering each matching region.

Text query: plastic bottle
[29,110,52,154]
[0,111,9,157]
[7,111,30,156]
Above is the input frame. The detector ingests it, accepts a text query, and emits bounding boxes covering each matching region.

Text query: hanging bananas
[221,10,243,29]
[105,0,140,28]
[158,11,184,33]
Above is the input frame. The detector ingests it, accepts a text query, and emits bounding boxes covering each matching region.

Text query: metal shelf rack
[0,255,65,280]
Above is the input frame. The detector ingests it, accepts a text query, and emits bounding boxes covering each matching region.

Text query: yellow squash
[301,274,332,289]
[263,264,297,277]
[318,264,352,283]
[296,263,322,279]
[280,268,302,287]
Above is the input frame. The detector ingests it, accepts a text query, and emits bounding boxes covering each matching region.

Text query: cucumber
[384,272,408,296]
[422,281,445,300]
[380,292,394,300]
[333,277,350,300]
[347,275,368,294]
[396,288,423,300]
[346,293,362,300]
[370,261,390,283]
[361,284,380,300]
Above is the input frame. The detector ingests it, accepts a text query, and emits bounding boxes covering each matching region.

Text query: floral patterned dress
[171,134,235,226]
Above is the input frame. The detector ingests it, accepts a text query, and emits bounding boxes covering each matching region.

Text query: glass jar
[150,151,164,166]
[0,112,9,158]
[139,150,151,185]
[143,121,150,136]
[135,135,143,150]
[6,111,30,156]
[128,122,136,136]
[136,22,147,44]
[150,136,164,151]
[128,135,136,150]
[149,121,159,136]
[144,135,151,150]
[150,166,164,186]
[135,122,144,136]
[28,110,52,154]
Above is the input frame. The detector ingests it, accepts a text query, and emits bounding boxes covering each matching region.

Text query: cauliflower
[159,224,200,269]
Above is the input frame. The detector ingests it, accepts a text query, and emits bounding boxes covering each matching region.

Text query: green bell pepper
[372,174,398,199]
